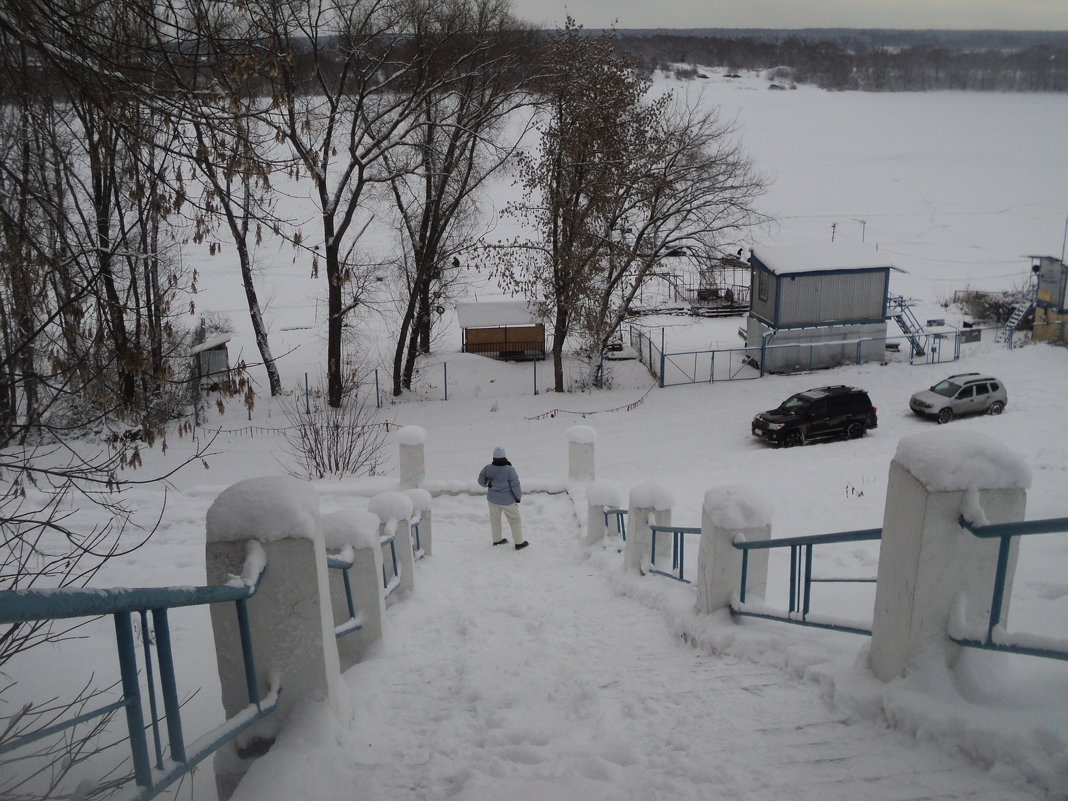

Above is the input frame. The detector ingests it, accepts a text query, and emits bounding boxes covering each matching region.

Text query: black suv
[752,386,878,447]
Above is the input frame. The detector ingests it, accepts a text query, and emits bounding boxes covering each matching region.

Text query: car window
[780,395,811,411]
[808,400,828,417]
[931,380,961,398]
[956,386,975,399]
[989,382,1000,392]
[974,383,990,396]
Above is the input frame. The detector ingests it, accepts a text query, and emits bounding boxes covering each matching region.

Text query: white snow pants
[489,501,524,545]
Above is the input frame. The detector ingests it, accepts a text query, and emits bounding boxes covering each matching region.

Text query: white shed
[746,244,899,372]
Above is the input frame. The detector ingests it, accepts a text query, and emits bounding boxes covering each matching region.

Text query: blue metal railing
[380,533,401,598]
[731,528,882,636]
[411,521,424,558]
[0,558,277,800]
[648,525,702,583]
[955,516,1068,662]
[326,551,364,638]
[603,508,627,540]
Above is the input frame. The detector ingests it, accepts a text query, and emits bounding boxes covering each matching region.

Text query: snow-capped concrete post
[405,488,434,557]
[369,491,416,596]
[696,486,772,615]
[624,482,673,573]
[205,476,340,799]
[322,510,387,672]
[870,431,1029,682]
[568,424,596,483]
[397,425,426,490]
[585,480,625,546]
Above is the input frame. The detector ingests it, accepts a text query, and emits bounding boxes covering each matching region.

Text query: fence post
[585,480,624,546]
[205,476,340,799]
[870,431,1029,682]
[624,482,673,573]
[397,425,426,490]
[369,492,416,596]
[322,510,386,672]
[404,488,434,557]
[696,486,772,615]
[567,424,596,483]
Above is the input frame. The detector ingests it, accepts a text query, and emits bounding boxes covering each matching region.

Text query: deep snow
[5,71,1068,800]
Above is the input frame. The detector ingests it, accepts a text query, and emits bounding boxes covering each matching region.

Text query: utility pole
[831,222,837,242]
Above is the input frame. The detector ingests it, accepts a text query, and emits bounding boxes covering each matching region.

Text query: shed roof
[189,333,232,355]
[455,301,544,329]
[751,243,900,275]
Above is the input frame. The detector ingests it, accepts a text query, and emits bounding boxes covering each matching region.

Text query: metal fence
[630,323,1029,388]
[0,566,277,800]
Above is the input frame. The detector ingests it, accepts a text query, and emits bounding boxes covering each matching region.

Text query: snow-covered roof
[455,301,543,329]
[189,333,232,355]
[751,243,899,275]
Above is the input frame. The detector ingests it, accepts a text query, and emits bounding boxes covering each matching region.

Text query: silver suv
[909,373,1007,424]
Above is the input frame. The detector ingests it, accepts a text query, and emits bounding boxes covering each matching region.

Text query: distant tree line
[615,32,1068,91]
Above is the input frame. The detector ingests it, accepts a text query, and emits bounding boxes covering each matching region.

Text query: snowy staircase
[887,296,927,357]
[994,298,1034,344]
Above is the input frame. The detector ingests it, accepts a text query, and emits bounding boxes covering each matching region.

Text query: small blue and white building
[745,243,898,373]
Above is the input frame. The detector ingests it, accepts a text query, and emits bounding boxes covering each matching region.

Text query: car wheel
[988,401,1005,415]
[845,421,866,439]
[937,407,953,424]
[784,429,804,448]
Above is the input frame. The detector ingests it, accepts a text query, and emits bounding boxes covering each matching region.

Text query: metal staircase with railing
[886,296,927,357]
[994,297,1035,344]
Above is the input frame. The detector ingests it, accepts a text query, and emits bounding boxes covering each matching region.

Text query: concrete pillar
[369,491,416,597]
[322,510,386,672]
[696,485,772,615]
[404,488,434,557]
[567,424,596,482]
[623,482,673,574]
[397,425,426,490]
[870,431,1029,682]
[205,476,339,799]
[584,480,625,546]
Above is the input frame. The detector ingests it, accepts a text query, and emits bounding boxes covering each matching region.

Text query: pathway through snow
[229,492,1046,801]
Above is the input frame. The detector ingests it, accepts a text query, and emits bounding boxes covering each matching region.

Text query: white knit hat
[493,446,506,459]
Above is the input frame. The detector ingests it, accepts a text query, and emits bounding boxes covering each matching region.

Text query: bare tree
[575,100,767,382]
[383,0,536,396]
[496,23,766,391]
[240,0,469,407]
[495,21,659,392]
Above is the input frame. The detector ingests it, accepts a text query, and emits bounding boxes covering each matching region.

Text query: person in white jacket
[477,446,528,550]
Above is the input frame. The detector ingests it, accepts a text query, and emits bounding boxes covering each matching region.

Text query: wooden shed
[455,301,546,361]
[190,333,232,388]
[744,244,896,372]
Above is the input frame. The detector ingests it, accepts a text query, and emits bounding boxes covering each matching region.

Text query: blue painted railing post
[870,431,1028,682]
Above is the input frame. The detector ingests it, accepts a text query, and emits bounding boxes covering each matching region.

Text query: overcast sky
[510,0,1068,32]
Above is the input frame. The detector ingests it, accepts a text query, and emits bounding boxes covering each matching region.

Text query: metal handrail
[326,551,363,638]
[380,533,401,597]
[649,525,702,583]
[731,527,882,635]
[603,508,627,539]
[955,516,1068,661]
[0,561,277,799]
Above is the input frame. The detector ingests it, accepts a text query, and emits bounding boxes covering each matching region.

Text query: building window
[758,271,769,303]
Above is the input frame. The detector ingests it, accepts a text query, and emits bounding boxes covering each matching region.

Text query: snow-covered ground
[6,71,1068,799]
